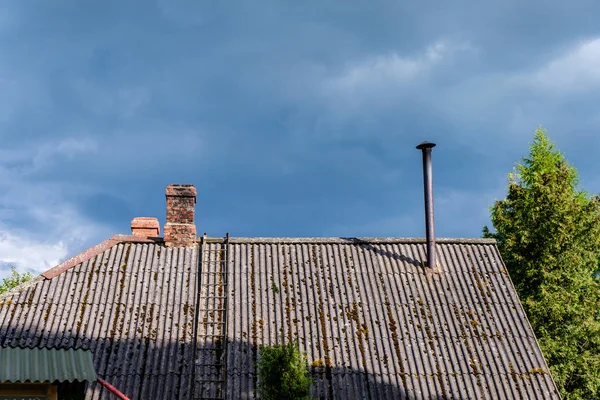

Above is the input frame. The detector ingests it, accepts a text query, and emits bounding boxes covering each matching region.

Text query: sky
[1,1,600,278]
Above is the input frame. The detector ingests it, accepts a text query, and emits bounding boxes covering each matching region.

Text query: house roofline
[206,237,498,245]
[41,234,162,279]
[31,235,497,280]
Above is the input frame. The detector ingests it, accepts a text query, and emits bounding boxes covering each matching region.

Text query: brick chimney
[131,217,160,237]
[164,184,197,247]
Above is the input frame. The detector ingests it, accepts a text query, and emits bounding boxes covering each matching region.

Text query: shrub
[257,341,312,400]
[0,266,33,294]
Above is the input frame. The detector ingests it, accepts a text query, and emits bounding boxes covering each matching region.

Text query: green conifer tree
[485,127,600,399]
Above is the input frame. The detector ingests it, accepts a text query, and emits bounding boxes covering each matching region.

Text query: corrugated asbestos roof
[0,237,560,399]
[0,347,97,383]
[0,243,198,399]
[219,239,558,400]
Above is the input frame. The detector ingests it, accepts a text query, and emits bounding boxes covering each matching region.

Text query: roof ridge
[8,235,496,284]
[215,237,497,244]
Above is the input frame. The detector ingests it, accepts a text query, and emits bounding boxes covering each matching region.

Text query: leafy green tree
[0,266,34,294]
[257,341,312,400]
[485,127,600,399]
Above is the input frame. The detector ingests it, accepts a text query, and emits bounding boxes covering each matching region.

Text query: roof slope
[0,242,198,399]
[0,237,559,399]
[219,238,558,399]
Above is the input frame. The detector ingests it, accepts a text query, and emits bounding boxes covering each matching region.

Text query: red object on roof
[97,377,130,400]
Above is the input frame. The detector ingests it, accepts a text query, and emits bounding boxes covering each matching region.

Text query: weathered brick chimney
[131,217,160,237]
[164,184,197,247]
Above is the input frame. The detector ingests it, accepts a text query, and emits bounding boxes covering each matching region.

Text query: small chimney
[131,217,160,237]
[164,184,197,247]
[416,141,437,268]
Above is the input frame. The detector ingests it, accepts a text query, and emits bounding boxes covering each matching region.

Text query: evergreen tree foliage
[257,341,312,400]
[0,266,33,294]
[485,127,600,399]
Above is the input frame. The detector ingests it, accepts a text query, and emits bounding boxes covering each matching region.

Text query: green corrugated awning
[0,347,97,383]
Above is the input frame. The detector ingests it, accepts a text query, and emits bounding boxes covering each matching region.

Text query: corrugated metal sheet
[0,237,560,399]
[0,347,96,383]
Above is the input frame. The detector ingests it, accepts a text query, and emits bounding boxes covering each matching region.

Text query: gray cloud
[0,0,599,277]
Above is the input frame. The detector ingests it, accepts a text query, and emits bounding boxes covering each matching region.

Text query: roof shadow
[341,238,424,269]
[0,325,445,400]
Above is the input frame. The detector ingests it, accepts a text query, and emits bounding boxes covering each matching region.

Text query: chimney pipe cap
[416,141,436,150]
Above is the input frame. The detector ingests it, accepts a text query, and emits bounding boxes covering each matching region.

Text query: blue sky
[1,1,600,278]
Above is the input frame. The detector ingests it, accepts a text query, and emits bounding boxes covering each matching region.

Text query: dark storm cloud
[1,0,599,276]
